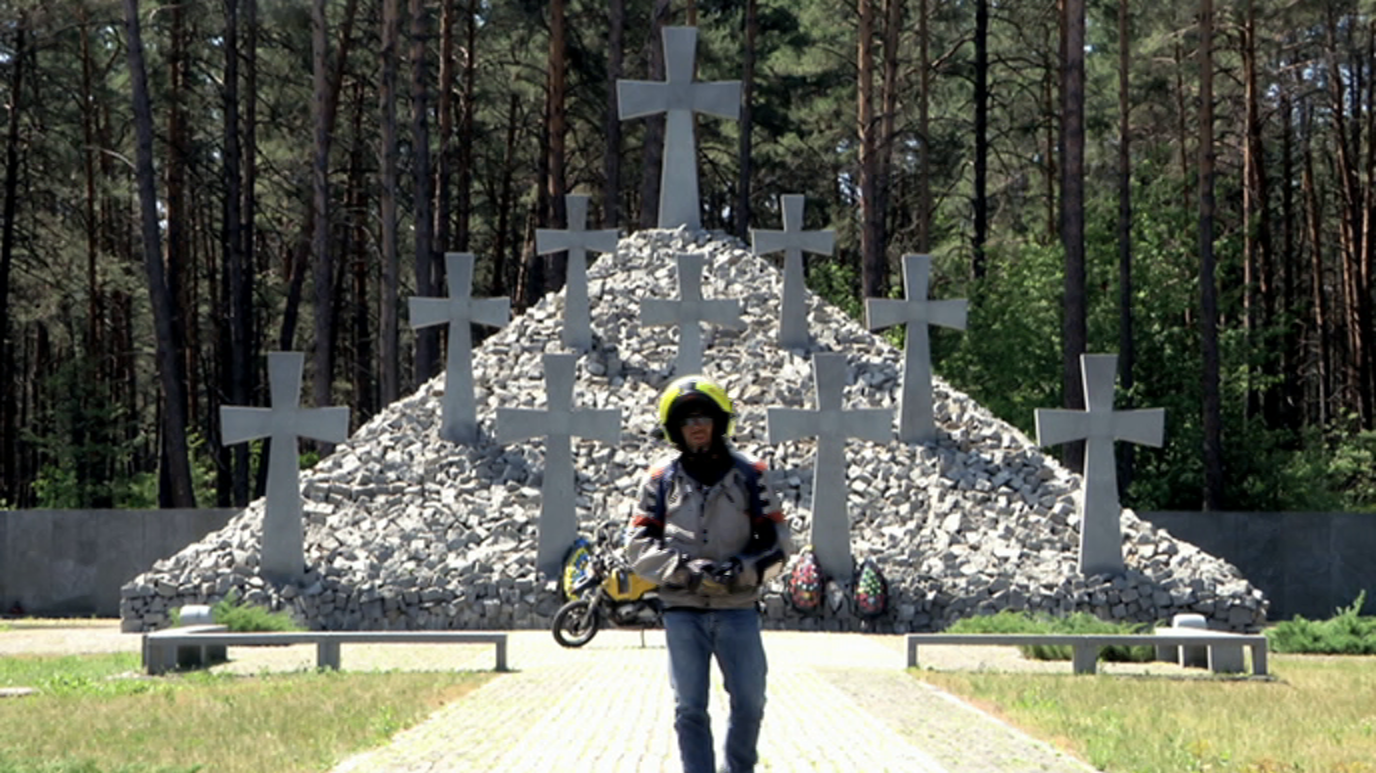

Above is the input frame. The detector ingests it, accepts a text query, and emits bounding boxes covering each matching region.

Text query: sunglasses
[680,415,714,428]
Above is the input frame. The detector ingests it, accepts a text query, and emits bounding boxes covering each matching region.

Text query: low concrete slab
[905,632,1268,676]
[142,629,509,675]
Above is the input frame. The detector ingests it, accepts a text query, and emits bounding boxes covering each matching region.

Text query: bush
[213,592,303,632]
[945,610,1157,662]
[1267,591,1376,655]
[168,591,303,633]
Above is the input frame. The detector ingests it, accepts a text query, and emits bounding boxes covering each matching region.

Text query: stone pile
[120,228,1268,634]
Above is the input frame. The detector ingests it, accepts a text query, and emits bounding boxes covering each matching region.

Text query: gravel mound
[120,228,1268,634]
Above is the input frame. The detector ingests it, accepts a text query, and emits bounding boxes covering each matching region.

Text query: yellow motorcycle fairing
[605,566,657,602]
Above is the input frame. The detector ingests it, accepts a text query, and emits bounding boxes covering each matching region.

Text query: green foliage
[3,0,1375,517]
[205,592,304,633]
[298,449,322,470]
[1326,431,1376,511]
[806,258,864,321]
[945,610,1156,662]
[936,240,1063,434]
[1267,592,1376,655]
[26,359,142,509]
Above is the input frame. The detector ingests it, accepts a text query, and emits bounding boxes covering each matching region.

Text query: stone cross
[1035,354,1165,577]
[220,352,350,583]
[865,254,967,444]
[640,252,745,375]
[409,252,511,444]
[497,353,622,578]
[751,194,835,351]
[617,26,741,230]
[536,194,619,353]
[767,354,892,578]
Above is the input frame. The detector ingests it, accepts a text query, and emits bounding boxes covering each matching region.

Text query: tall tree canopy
[3,0,1376,514]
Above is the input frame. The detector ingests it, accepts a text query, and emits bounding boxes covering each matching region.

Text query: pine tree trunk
[1199,0,1224,510]
[1303,105,1330,429]
[735,0,757,240]
[493,93,521,298]
[1361,20,1376,427]
[240,0,260,503]
[1116,0,1136,494]
[546,0,568,290]
[1061,0,1088,474]
[223,0,252,507]
[0,14,25,506]
[1280,89,1303,432]
[918,0,931,252]
[638,0,670,230]
[1043,55,1057,244]
[278,0,358,356]
[347,84,373,421]
[311,0,336,425]
[857,0,882,301]
[379,0,401,406]
[163,0,195,506]
[1243,0,1277,426]
[123,0,197,507]
[456,0,478,251]
[410,0,438,383]
[877,0,901,276]
[434,0,456,257]
[972,0,989,280]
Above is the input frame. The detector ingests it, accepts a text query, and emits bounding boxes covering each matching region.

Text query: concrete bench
[905,632,1268,676]
[143,628,509,675]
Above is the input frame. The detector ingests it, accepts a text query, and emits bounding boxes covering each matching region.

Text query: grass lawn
[915,654,1376,773]
[0,651,493,773]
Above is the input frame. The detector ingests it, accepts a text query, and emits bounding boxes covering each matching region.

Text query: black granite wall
[0,509,236,617]
[1143,511,1376,621]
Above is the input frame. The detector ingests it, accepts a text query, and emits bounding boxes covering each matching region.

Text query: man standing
[627,375,791,773]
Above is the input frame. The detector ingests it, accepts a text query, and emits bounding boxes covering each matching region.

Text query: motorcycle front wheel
[552,599,599,647]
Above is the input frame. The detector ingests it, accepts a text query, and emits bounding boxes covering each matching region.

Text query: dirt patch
[0,620,139,657]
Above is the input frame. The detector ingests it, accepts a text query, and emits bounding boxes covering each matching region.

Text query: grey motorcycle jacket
[626,448,792,610]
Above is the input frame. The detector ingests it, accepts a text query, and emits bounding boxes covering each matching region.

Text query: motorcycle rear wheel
[552,599,599,647]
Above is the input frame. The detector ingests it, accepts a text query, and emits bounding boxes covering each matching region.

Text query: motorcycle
[552,527,662,648]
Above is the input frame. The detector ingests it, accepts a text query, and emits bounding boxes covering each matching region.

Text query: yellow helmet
[657,375,735,448]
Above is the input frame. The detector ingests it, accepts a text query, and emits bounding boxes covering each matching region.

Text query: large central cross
[767,354,892,578]
[536,194,619,353]
[409,252,510,444]
[1035,354,1165,577]
[497,353,622,578]
[220,352,350,583]
[751,194,835,351]
[640,252,745,375]
[865,254,967,444]
[618,26,741,230]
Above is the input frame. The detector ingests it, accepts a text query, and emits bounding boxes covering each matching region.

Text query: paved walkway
[327,630,1100,773]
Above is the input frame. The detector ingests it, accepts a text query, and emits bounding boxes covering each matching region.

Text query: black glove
[711,557,744,590]
[691,558,738,596]
[666,557,718,592]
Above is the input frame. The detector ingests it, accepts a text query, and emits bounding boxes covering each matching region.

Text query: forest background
[1,0,1374,516]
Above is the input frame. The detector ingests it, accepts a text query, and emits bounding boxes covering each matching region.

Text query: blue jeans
[663,607,768,773]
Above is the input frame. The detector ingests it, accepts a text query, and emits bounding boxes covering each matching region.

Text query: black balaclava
[668,395,733,487]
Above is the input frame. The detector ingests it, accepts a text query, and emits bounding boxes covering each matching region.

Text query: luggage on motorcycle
[786,545,826,614]
[561,537,595,600]
[853,557,888,617]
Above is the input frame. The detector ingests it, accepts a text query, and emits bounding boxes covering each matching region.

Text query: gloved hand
[690,558,735,596]
[711,557,744,591]
[664,557,718,592]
